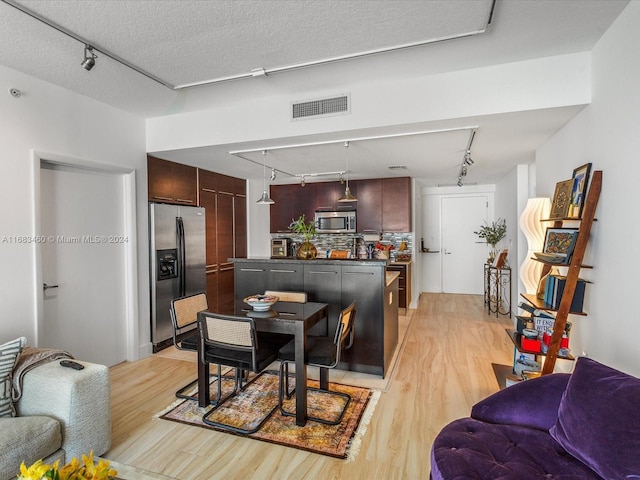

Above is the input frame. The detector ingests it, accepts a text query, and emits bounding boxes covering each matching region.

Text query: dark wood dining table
[197,300,329,426]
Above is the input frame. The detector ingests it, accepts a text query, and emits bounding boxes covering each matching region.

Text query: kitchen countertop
[386,271,400,286]
[231,257,388,266]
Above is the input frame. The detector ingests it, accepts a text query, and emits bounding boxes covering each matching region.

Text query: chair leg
[278,363,351,426]
[203,369,277,434]
[176,366,239,403]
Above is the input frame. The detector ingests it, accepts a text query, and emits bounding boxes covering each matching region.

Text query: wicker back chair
[169,292,208,400]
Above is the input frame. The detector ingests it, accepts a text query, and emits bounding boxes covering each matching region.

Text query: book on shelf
[518,301,555,318]
[543,274,587,311]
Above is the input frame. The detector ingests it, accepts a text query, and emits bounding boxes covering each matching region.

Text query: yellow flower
[19,451,117,480]
[19,459,53,479]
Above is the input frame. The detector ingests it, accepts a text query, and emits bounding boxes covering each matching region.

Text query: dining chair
[198,311,287,434]
[169,292,209,400]
[277,301,357,425]
[264,290,307,303]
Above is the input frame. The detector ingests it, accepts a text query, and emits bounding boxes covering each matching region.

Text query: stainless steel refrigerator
[149,203,206,351]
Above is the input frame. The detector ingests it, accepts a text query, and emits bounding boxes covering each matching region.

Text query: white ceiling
[0,0,630,186]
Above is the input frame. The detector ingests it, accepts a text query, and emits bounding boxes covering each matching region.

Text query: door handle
[43,283,59,290]
[443,250,452,255]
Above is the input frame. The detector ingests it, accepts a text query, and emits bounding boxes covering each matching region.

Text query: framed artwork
[493,248,509,268]
[568,163,592,219]
[549,179,575,220]
[535,227,579,264]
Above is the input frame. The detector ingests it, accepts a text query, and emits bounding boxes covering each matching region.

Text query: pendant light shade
[338,141,357,202]
[256,150,275,205]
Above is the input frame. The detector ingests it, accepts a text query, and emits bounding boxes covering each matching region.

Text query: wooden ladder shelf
[539,170,602,375]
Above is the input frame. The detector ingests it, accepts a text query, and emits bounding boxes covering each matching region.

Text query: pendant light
[338,141,357,202]
[256,150,275,204]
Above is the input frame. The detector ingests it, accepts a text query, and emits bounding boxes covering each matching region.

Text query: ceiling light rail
[2,0,496,91]
[230,126,480,183]
[228,126,480,158]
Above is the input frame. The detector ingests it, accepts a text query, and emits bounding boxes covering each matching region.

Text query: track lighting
[270,168,277,181]
[339,172,345,184]
[81,45,97,71]
[464,151,474,166]
[300,176,306,187]
[457,178,463,187]
[256,150,275,204]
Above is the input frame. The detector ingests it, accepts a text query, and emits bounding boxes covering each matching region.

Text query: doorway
[441,195,489,294]
[35,156,137,366]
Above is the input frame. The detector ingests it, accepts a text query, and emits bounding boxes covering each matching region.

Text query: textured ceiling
[0,0,630,186]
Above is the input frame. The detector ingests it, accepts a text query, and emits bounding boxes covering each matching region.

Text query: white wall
[536,2,640,376]
[0,65,149,358]
[147,53,591,154]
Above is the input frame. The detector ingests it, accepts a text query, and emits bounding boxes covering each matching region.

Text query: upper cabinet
[269,176,411,233]
[270,183,317,233]
[147,155,197,205]
[382,177,412,232]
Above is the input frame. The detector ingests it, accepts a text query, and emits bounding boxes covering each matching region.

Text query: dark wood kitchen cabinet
[354,179,382,232]
[269,176,411,233]
[197,169,246,314]
[382,177,412,232]
[147,156,197,205]
[270,183,316,233]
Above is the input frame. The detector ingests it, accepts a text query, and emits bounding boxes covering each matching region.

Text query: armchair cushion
[471,372,570,431]
[0,337,26,417]
[550,357,640,479]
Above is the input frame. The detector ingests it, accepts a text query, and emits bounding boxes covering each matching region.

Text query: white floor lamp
[519,197,551,294]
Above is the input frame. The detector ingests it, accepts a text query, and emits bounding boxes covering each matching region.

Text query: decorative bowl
[243,294,279,311]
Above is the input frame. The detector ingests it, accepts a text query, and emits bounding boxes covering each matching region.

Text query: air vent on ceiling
[291,94,350,120]
[388,165,407,170]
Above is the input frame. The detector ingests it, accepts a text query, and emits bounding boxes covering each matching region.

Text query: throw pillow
[0,336,27,417]
[550,357,640,479]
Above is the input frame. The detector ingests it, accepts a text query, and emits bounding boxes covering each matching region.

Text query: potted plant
[289,214,317,259]
[474,218,507,262]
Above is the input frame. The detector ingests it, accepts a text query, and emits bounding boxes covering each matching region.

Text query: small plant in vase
[474,218,507,263]
[289,214,317,259]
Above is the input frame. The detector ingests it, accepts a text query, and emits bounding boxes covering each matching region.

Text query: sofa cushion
[550,357,640,479]
[0,416,62,475]
[431,417,601,480]
[472,372,570,431]
[0,337,26,417]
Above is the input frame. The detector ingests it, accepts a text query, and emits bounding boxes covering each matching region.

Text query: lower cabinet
[304,264,342,337]
[341,265,385,376]
[234,263,269,300]
[386,262,411,309]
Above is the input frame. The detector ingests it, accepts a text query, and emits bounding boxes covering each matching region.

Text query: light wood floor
[106,293,513,479]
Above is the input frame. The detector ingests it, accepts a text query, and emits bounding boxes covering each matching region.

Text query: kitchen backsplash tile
[272,232,413,260]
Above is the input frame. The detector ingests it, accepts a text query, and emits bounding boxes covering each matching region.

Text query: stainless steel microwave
[315,210,356,233]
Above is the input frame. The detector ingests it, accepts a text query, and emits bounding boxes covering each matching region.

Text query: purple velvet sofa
[430,357,640,479]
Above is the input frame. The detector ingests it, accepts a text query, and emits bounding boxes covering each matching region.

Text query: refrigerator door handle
[176,216,186,297]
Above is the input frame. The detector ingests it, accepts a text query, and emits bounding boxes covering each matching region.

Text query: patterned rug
[158,370,380,461]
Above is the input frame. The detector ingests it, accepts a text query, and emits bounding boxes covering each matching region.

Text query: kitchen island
[232,257,399,377]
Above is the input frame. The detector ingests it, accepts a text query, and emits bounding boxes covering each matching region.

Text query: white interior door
[40,163,127,366]
[441,196,488,294]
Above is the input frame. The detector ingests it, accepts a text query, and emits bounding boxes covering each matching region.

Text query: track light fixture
[270,168,277,181]
[256,150,275,204]
[456,129,477,187]
[300,176,306,187]
[81,45,97,71]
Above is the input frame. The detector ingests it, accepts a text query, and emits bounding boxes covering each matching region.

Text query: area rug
[158,370,380,461]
